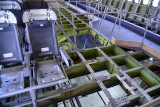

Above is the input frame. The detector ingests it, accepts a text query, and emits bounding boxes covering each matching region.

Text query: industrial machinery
[0,0,160,107]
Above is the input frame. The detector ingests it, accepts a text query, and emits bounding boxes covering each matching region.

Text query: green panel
[74,20,82,24]
[112,55,139,70]
[111,0,119,8]
[148,65,160,77]
[138,97,149,105]
[150,7,156,16]
[140,69,160,87]
[132,52,153,66]
[39,82,100,105]
[127,68,141,78]
[90,60,118,74]
[127,69,160,88]
[127,4,138,19]
[132,52,149,61]
[65,29,77,36]
[148,87,160,98]
[136,5,148,22]
[90,30,111,45]
[57,18,67,21]
[58,42,72,51]
[83,19,89,23]
[81,48,103,60]
[124,2,132,11]
[77,28,89,35]
[68,52,82,64]
[137,5,147,14]
[106,0,112,6]
[103,77,120,87]
[78,16,88,19]
[63,25,73,29]
[65,65,90,79]
[117,1,123,9]
[68,17,78,21]
[58,36,67,43]
[100,45,124,57]
[61,21,70,24]
[102,0,107,5]
[103,77,130,95]
[75,24,86,28]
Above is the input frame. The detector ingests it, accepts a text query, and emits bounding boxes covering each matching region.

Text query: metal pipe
[72,14,77,48]
[140,19,149,48]
[0,78,67,99]
[106,14,119,46]
[74,11,152,16]
[116,13,122,45]
[47,1,100,3]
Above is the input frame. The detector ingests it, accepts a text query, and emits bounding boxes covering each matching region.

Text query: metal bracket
[17,96,32,103]
[60,48,73,67]
[82,59,97,65]
[23,9,57,23]
[0,1,21,10]
[23,54,31,77]
[94,75,110,81]
[0,10,17,24]
[116,74,136,95]
[58,83,77,92]
[0,66,24,95]
[37,64,65,85]
[114,96,129,106]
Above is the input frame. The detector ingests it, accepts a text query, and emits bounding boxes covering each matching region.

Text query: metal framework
[48,1,159,106]
[0,0,160,107]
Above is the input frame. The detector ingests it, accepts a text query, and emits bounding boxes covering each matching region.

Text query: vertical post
[154,1,160,33]
[69,0,71,8]
[97,6,107,33]
[94,7,108,46]
[106,13,120,46]
[98,1,100,18]
[30,90,37,107]
[76,0,78,11]
[101,0,103,12]
[88,1,91,23]
[86,0,87,12]
[120,0,125,11]
[133,0,141,20]
[116,12,122,45]
[140,18,149,48]
[58,3,63,27]
[72,14,77,49]
[91,3,98,19]
[124,0,133,20]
